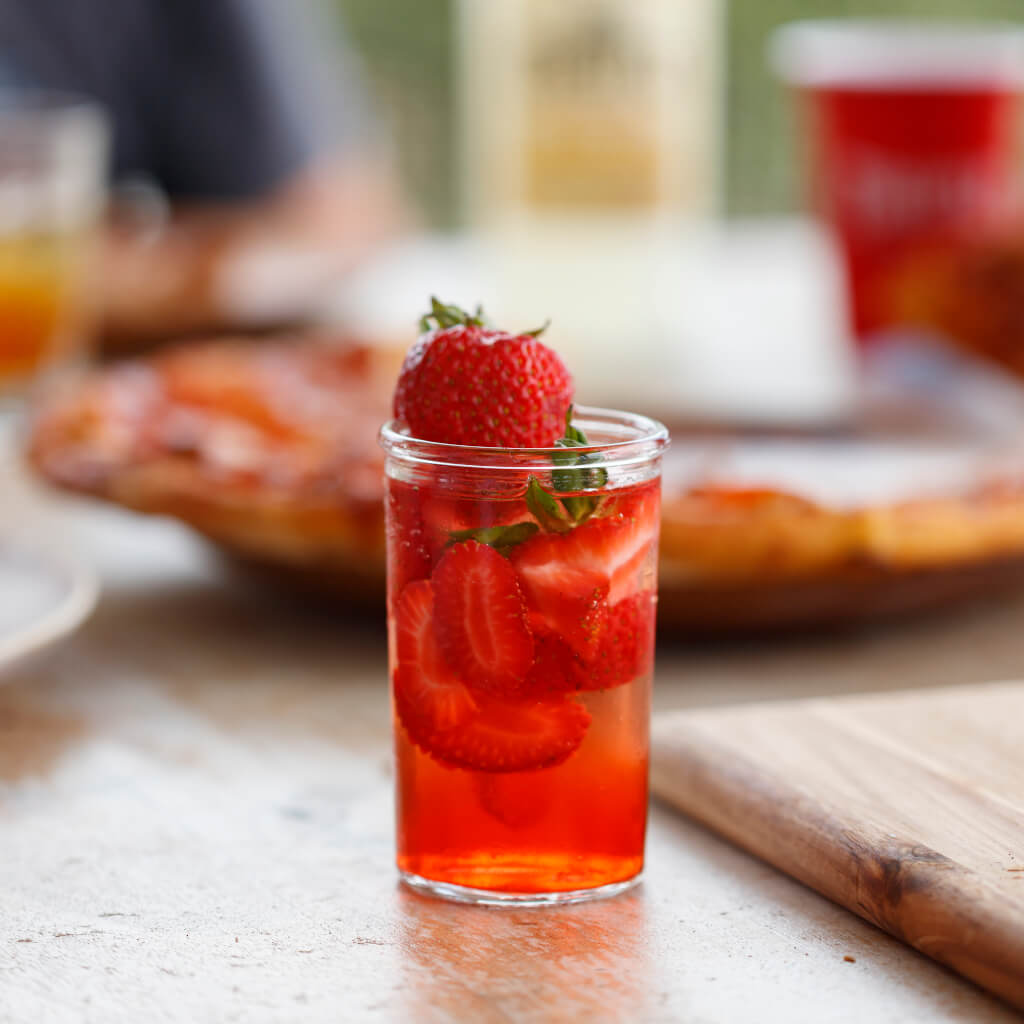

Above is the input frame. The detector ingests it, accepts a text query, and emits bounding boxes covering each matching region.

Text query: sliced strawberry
[393,586,590,771]
[393,581,478,745]
[523,582,607,663]
[386,481,433,600]
[522,592,655,695]
[586,494,660,605]
[581,592,657,691]
[421,493,533,550]
[522,632,589,696]
[420,493,476,542]
[432,540,534,696]
[511,497,658,655]
[420,694,590,773]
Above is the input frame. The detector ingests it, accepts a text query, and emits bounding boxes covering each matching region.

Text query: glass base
[399,870,642,907]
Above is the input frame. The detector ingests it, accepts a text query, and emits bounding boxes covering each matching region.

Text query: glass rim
[770,18,1024,88]
[379,404,669,472]
[0,89,109,133]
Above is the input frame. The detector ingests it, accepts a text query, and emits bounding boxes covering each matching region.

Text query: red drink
[773,21,1024,343]
[380,407,667,905]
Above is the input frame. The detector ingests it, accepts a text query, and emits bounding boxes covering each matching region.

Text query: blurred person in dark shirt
[0,0,407,347]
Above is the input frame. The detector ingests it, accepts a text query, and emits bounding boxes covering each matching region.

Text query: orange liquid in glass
[0,232,82,386]
[387,475,658,895]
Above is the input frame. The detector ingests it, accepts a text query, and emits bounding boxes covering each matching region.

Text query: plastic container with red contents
[771,20,1024,344]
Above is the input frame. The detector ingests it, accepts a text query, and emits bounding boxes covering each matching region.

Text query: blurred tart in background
[28,336,400,591]
[27,335,1024,632]
[890,227,1024,379]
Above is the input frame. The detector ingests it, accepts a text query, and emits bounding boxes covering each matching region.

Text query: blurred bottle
[458,0,722,403]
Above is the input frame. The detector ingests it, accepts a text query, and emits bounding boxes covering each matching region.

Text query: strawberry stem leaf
[525,477,575,534]
[447,521,540,553]
[522,319,551,339]
[418,296,550,339]
[522,409,612,533]
[419,296,488,334]
[550,406,608,520]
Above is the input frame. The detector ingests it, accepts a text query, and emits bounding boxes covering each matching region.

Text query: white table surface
[2,420,1022,1023]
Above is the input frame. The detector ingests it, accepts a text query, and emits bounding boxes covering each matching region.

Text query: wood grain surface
[651,683,1024,1012]
[4,426,1024,1023]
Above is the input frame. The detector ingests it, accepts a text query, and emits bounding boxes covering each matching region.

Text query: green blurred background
[334,0,1023,226]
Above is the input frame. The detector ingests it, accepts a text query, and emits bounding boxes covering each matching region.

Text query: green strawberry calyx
[418,295,549,339]
[446,407,608,551]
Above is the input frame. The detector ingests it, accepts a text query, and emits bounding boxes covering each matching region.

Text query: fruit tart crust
[27,337,1024,621]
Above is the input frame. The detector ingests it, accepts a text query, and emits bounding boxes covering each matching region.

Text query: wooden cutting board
[650,680,1024,1010]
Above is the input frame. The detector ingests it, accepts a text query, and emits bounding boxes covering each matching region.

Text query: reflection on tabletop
[395,888,651,1022]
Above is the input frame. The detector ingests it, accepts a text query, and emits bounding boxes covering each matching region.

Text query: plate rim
[0,543,99,679]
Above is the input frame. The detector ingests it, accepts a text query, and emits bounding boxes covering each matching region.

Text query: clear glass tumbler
[380,406,668,905]
[0,90,108,399]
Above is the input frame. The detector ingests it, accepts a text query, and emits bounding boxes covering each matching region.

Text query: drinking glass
[0,91,108,400]
[380,407,667,905]
[771,20,1024,345]
[0,92,108,651]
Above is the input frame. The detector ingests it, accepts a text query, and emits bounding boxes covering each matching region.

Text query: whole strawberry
[393,297,574,448]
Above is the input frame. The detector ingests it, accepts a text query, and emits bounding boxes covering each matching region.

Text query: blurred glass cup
[771,20,1024,347]
[0,92,108,400]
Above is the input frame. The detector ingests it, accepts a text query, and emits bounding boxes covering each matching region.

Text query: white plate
[0,540,98,680]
